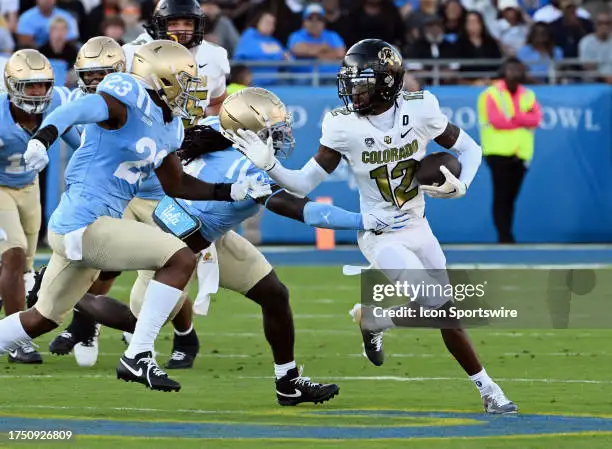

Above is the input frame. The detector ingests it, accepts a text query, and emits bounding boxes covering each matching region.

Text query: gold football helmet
[219,87,295,158]
[130,39,201,119]
[4,49,54,114]
[75,36,126,94]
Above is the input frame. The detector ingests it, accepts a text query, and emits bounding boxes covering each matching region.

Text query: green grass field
[1,266,612,448]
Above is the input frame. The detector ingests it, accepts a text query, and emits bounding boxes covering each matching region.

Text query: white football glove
[420,166,467,199]
[230,173,273,201]
[223,128,277,171]
[363,208,412,234]
[24,139,49,172]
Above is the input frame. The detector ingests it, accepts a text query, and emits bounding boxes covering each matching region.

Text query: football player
[48,36,127,366]
[0,40,270,392]
[0,49,81,364]
[224,39,519,414]
[50,87,409,405]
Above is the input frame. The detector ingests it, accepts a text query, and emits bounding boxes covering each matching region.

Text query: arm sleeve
[40,94,110,137]
[485,95,520,130]
[447,129,482,188]
[267,157,330,198]
[303,201,364,230]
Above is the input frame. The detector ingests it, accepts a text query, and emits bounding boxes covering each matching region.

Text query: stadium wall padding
[46,84,612,244]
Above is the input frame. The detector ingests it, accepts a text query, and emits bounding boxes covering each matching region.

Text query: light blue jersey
[0,86,73,188]
[175,117,273,242]
[49,72,184,234]
[67,88,86,133]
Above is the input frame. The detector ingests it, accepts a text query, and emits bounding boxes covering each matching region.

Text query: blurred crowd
[1,0,611,85]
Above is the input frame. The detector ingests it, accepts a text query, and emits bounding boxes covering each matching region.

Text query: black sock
[173,328,199,351]
[66,309,97,342]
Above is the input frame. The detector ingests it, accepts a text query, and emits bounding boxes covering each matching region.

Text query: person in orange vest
[478,57,542,243]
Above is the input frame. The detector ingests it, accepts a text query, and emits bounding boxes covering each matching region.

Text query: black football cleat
[26,265,46,309]
[8,342,43,364]
[117,351,181,392]
[49,329,78,355]
[165,330,199,369]
[275,367,339,406]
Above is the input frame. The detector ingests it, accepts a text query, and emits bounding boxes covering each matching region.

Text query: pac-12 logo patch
[365,137,375,147]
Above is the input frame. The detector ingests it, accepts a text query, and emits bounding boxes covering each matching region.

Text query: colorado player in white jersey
[123,0,230,119]
[224,39,518,414]
[0,49,81,364]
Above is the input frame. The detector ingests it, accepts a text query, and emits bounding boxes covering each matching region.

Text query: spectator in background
[549,0,593,58]
[0,15,14,54]
[455,10,501,82]
[322,0,350,42]
[85,0,121,40]
[533,0,590,23]
[227,64,252,94]
[248,0,303,45]
[394,0,414,20]
[441,0,465,44]
[234,11,290,85]
[478,57,541,243]
[1,0,19,33]
[57,0,87,42]
[39,16,78,65]
[200,0,240,55]
[17,0,79,48]
[121,0,145,43]
[491,0,530,56]
[218,0,251,32]
[517,21,563,81]
[344,0,405,48]
[579,11,612,83]
[461,0,497,32]
[408,15,457,83]
[101,15,126,45]
[288,3,345,83]
[404,0,438,43]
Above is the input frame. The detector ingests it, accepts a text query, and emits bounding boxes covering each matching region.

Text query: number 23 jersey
[320,90,448,219]
[49,73,184,235]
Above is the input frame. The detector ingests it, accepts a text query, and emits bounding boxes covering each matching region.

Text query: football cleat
[483,386,519,414]
[349,303,385,366]
[49,329,77,355]
[275,367,339,406]
[8,342,43,364]
[73,324,101,367]
[165,350,197,370]
[117,351,181,392]
[26,265,46,309]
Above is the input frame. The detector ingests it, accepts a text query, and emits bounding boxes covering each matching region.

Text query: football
[415,152,462,187]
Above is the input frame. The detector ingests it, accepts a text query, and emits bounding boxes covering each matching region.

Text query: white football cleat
[482,384,519,414]
[73,324,101,367]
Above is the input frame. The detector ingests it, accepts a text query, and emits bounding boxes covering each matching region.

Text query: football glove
[230,173,272,201]
[24,139,49,172]
[363,208,412,233]
[222,128,277,171]
[420,166,467,199]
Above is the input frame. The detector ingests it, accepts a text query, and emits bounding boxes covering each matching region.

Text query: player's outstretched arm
[24,93,125,171]
[261,187,410,232]
[155,153,271,202]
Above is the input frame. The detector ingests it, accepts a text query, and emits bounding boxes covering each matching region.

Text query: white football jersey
[122,33,230,116]
[320,90,448,219]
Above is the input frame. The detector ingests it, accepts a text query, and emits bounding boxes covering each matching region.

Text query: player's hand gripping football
[230,173,272,201]
[222,128,277,171]
[420,166,467,199]
[24,139,50,172]
[363,207,412,234]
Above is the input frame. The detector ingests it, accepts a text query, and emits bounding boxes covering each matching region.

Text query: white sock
[174,324,193,337]
[469,368,495,395]
[125,280,182,359]
[0,312,32,354]
[274,360,297,379]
